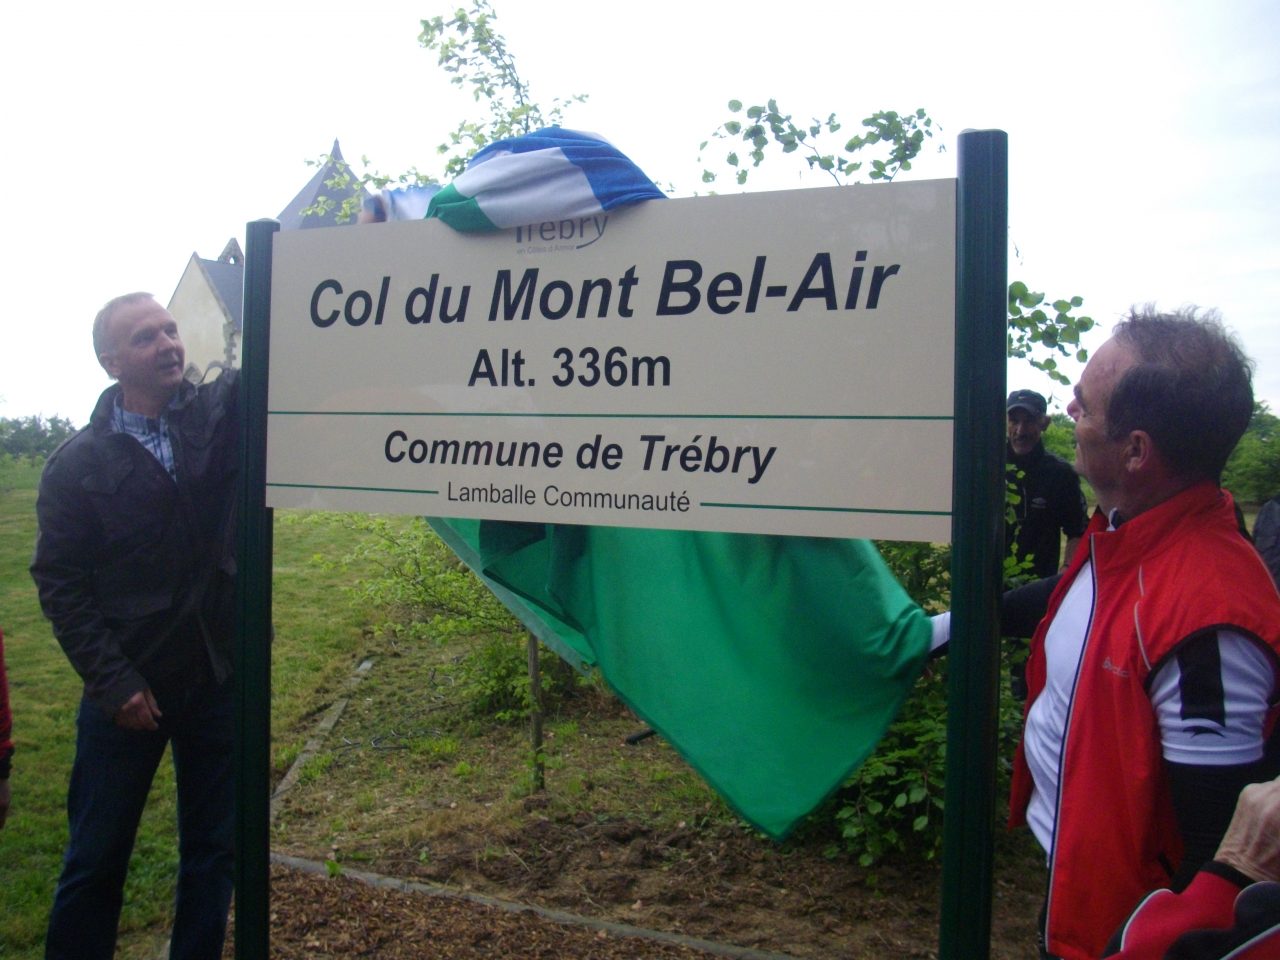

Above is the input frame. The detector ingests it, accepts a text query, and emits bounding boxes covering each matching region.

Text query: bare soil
[256,635,1044,958]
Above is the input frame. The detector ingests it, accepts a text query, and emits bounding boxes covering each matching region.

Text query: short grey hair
[92,292,155,365]
[1109,305,1255,483]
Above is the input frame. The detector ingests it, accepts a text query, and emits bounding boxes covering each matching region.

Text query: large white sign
[266,180,956,540]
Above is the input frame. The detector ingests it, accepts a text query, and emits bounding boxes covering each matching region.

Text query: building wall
[168,257,238,379]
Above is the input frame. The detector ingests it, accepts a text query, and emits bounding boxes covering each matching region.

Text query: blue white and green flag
[426,127,666,231]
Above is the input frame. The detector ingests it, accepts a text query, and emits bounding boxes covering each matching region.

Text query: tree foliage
[1223,401,1280,504]
[300,150,436,226]
[1008,282,1094,386]
[419,1,587,180]
[699,101,1094,384]
[1042,413,1077,464]
[0,414,76,460]
[699,102,935,187]
[304,1,587,225]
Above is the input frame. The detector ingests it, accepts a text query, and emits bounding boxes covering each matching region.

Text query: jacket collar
[1085,481,1231,565]
[89,380,195,433]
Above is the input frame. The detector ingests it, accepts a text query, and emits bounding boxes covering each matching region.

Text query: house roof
[202,255,245,334]
[275,139,371,230]
[170,142,363,338]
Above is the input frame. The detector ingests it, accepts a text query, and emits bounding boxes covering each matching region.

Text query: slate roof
[172,142,361,343]
[275,139,371,230]
[202,255,245,335]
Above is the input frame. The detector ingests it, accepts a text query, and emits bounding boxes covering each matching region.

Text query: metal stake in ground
[527,631,545,792]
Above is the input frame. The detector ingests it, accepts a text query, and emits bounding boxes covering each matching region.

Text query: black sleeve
[1254,498,1280,588]
[1165,758,1277,890]
[0,628,11,778]
[1000,573,1062,638]
[1058,470,1089,540]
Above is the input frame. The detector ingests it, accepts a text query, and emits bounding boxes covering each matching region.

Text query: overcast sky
[2,0,1276,423]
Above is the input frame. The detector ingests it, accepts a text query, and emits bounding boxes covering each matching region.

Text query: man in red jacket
[1010,307,1280,960]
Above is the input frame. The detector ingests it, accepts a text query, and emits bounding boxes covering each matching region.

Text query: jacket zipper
[1043,535,1098,949]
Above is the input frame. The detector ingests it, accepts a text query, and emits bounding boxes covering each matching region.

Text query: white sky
[2,0,1277,423]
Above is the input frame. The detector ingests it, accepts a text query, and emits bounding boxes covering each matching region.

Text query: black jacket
[31,372,239,715]
[1005,441,1089,579]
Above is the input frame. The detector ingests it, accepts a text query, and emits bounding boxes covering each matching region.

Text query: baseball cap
[1006,389,1047,416]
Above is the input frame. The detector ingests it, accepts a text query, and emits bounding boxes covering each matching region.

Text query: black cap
[1006,389,1047,416]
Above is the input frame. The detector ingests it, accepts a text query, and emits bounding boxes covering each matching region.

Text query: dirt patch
[375,808,943,956]
[228,862,749,959]
[264,636,1044,958]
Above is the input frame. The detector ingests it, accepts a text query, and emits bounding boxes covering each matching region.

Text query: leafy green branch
[701,99,1094,379]
[304,0,587,224]
[419,1,587,180]
[300,153,437,226]
[700,102,935,187]
[1008,282,1095,385]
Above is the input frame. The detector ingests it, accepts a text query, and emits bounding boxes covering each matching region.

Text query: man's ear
[1038,415,1051,431]
[1124,430,1157,475]
[99,351,119,380]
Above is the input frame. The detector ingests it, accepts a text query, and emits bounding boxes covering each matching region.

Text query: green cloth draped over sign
[413,128,933,839]
[430,518,932,839]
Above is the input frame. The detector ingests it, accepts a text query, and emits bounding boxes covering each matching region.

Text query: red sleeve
[1107,869,1241,959]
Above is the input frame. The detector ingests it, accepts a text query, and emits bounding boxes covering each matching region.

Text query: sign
[266,180,956,540]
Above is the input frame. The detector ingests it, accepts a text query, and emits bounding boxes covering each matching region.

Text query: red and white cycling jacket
[1009,483,1280,960]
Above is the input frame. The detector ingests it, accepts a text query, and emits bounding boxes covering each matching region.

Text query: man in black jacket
[31,292,238,960]
[1006,389,1089,579]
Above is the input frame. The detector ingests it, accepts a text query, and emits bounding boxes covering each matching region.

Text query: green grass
[0,473,386,958]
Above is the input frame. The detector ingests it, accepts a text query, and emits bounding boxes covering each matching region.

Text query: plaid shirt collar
[110,395,177,481]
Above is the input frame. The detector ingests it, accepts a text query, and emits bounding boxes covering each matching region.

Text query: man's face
[1007,408,1048,456]
[1067,337,1137,499]
[100,298,186,403]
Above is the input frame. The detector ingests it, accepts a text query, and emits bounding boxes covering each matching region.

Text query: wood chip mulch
[224,862,789,960]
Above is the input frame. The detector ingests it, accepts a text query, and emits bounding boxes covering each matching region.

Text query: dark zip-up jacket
[0,627,12,778]
[31,372,239,716]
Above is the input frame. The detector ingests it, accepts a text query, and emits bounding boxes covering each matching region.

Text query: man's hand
[1215,775,1280,883]
[0,779,9,828]
[114,688,162,731]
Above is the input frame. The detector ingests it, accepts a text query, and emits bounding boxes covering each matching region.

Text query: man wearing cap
[1006,388,1089,579]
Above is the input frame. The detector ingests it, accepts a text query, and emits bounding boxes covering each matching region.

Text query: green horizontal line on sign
[701,502,951,517]
[269,482,439,496]
[268,410,952,422]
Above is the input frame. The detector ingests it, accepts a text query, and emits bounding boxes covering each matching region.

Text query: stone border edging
[270,658,373,823]
[270,852,806,960]
[269,656,804,960]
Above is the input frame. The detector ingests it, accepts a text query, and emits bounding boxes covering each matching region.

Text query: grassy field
[0,463,389,959]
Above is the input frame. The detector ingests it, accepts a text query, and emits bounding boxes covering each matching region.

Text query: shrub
[315,514,580,722]
[310,514,522,643]
[450,632,578,724]
[823,538,1027,865]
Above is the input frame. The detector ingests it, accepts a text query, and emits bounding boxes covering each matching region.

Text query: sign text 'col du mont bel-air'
[265,179,956,541]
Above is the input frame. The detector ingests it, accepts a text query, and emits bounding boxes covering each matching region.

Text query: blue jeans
[46,678,235,960]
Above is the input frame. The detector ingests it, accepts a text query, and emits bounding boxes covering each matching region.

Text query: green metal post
[939,129,1008,960]
[235,218,278,960]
